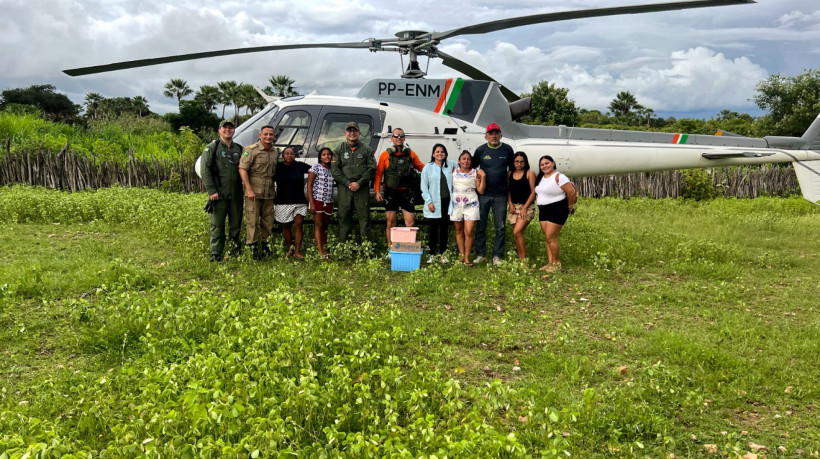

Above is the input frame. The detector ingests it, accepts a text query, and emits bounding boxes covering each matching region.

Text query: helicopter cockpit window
[233,105,280,147]
[316,113,373,153]
[274,110,311,157]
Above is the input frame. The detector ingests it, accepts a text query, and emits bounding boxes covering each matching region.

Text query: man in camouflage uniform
[201,120,244,261]
[331,121,375,243]
[239,125,278,259]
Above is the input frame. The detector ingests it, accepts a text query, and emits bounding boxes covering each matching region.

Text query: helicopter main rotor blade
[436,51,520,102]
[432,0,755,41]
[63,41,376,76]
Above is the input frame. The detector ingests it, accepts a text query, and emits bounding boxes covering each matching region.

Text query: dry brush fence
[0,140,800,198]
[0,140,202,192]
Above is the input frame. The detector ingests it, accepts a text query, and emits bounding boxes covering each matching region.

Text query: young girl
[307,147,334,259]
[450,150,486,266]
[507,151,536,261]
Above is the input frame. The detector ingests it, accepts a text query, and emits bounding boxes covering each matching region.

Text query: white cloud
[1,0,818,119]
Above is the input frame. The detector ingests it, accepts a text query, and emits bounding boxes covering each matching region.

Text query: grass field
[1,185,818,457]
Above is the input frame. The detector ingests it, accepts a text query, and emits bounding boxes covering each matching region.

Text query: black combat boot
[259,241,272,258]
[249,243,261,260]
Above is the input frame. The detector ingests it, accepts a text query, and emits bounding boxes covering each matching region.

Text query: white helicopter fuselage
[231,79,820,204]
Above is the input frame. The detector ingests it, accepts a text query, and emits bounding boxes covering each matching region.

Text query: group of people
[201,120,576,272]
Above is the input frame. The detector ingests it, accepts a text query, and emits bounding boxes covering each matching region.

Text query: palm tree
[635,106,655,127]
[608,91,641,118]
[84,92,103,119]
[238,84,266,116]
[132,95,149,117]
[163,79,193,105]
[217,80,240,122]
[266,74,297,97]
[194,85,221,112]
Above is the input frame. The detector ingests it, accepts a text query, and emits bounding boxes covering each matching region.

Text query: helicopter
[64,0,820,205]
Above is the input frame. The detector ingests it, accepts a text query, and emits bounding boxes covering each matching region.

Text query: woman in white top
[534,155,577,272]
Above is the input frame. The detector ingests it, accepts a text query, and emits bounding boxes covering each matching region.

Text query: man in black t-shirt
[471,122,514,265]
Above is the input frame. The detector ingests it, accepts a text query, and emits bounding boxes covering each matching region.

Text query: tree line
[520,67,820,137]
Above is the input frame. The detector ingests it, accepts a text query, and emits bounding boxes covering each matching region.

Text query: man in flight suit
[331,122,375,243]
[239,125,278,260]
[201,120,244,261]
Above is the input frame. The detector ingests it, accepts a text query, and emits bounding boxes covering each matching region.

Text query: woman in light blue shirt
[420,143,457,263]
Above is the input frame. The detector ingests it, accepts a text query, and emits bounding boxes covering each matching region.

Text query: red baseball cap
[486,122,501,133]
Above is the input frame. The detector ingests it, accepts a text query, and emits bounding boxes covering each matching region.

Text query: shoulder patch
[243,151,249,156]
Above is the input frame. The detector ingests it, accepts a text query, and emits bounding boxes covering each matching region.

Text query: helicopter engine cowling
[509,97,532,121]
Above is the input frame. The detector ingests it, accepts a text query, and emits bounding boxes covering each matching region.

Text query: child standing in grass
[307,147,334,259]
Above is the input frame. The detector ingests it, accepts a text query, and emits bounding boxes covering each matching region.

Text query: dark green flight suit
[331,141,375,243]
[201,139,244,258]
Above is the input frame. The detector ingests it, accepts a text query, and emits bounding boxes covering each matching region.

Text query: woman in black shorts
[534,155,576,272]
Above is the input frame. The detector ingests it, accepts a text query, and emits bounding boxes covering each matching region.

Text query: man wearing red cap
[471,122,514,265]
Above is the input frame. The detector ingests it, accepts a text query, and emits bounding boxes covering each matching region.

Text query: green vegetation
[0,111,202,163]
[1,186,818,457]
[754,68,820,137]
[0,85,79,118]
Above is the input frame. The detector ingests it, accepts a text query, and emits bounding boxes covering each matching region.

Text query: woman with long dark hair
[420,143,457,263]
[507,151,536,261]
[534,155,576,272]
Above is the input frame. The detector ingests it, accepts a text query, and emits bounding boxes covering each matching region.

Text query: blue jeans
[476,194,507,258]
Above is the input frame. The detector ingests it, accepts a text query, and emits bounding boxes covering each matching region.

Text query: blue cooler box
[389,251,423,272]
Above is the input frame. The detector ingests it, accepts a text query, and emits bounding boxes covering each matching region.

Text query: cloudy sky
[2,0,818,119]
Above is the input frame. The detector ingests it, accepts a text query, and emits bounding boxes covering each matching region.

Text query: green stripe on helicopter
[441,78,465,115]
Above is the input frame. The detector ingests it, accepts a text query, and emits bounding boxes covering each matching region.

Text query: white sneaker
[473,255,486,264]
[492,256,502,266]
[440,255,448,264]
[427,255,437,264]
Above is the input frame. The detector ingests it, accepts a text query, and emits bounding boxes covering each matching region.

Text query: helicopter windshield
[274,110,311,156]
[233,105,280,147]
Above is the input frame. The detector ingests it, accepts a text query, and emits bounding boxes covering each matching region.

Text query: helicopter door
[272,107,319,158]
[311,107,384,157]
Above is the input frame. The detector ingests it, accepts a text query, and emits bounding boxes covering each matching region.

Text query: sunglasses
[392,134,405,138]
[346,127,359,132]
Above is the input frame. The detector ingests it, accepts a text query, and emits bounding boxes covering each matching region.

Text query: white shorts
[275,204,308,223]
[450,201,480,222]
